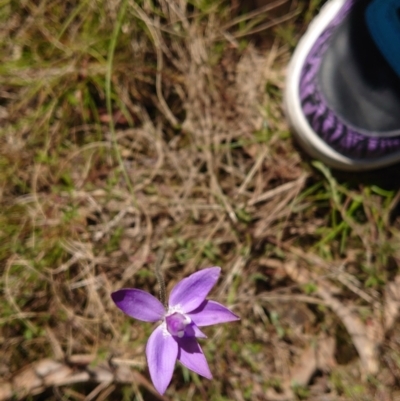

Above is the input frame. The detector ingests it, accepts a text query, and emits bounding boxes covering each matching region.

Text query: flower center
[165,312,191,338]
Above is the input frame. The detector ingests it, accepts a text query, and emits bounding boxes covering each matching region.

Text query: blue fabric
[366,0,400,78]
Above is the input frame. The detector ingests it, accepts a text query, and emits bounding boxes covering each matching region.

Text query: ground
[1,0,400,400]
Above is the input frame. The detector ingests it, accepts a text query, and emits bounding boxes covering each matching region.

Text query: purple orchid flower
[111,266,239,395]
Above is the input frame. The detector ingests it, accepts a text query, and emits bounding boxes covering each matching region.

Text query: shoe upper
[319,0,400,134]
[299,0,400,159]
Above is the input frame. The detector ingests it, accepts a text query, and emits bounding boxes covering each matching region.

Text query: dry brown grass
[2,0,400,400]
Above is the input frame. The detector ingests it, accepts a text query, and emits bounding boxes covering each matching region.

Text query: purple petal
[169,267,221,312]
[186,323,207,339]
[111,289,164,322]
[146,325,178,395]
[177,337,212,379]
[187,300,240,327]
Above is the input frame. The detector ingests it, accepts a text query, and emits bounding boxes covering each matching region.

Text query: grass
[1,0,400,400]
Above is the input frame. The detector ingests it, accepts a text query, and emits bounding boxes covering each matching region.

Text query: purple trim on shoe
[299,0,400,159]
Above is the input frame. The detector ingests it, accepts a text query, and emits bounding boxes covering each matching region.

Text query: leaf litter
[1,0,400,400]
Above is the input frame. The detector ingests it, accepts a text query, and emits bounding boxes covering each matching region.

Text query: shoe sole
[284,0,400,171]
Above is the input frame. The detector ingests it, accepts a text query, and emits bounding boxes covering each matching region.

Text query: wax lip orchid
[111,266,239,395]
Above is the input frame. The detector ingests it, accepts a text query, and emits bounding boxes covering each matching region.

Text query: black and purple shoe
[284,0,400,171]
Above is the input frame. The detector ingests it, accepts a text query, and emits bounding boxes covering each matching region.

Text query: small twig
[221,0,288,30]
[248,174,307,206]
[92,208,130,242]
[229,10,300,39]
[236,147,269,197]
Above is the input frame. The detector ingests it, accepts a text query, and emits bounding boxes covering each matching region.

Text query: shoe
[284,0,400,171]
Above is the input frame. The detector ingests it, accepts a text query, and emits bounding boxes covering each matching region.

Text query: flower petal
[111,289,164,322]
[146,325,178,395]
[185,323,207,339]
[177,337,212,379]
[169,267,221,312]
[187,300,240,327]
